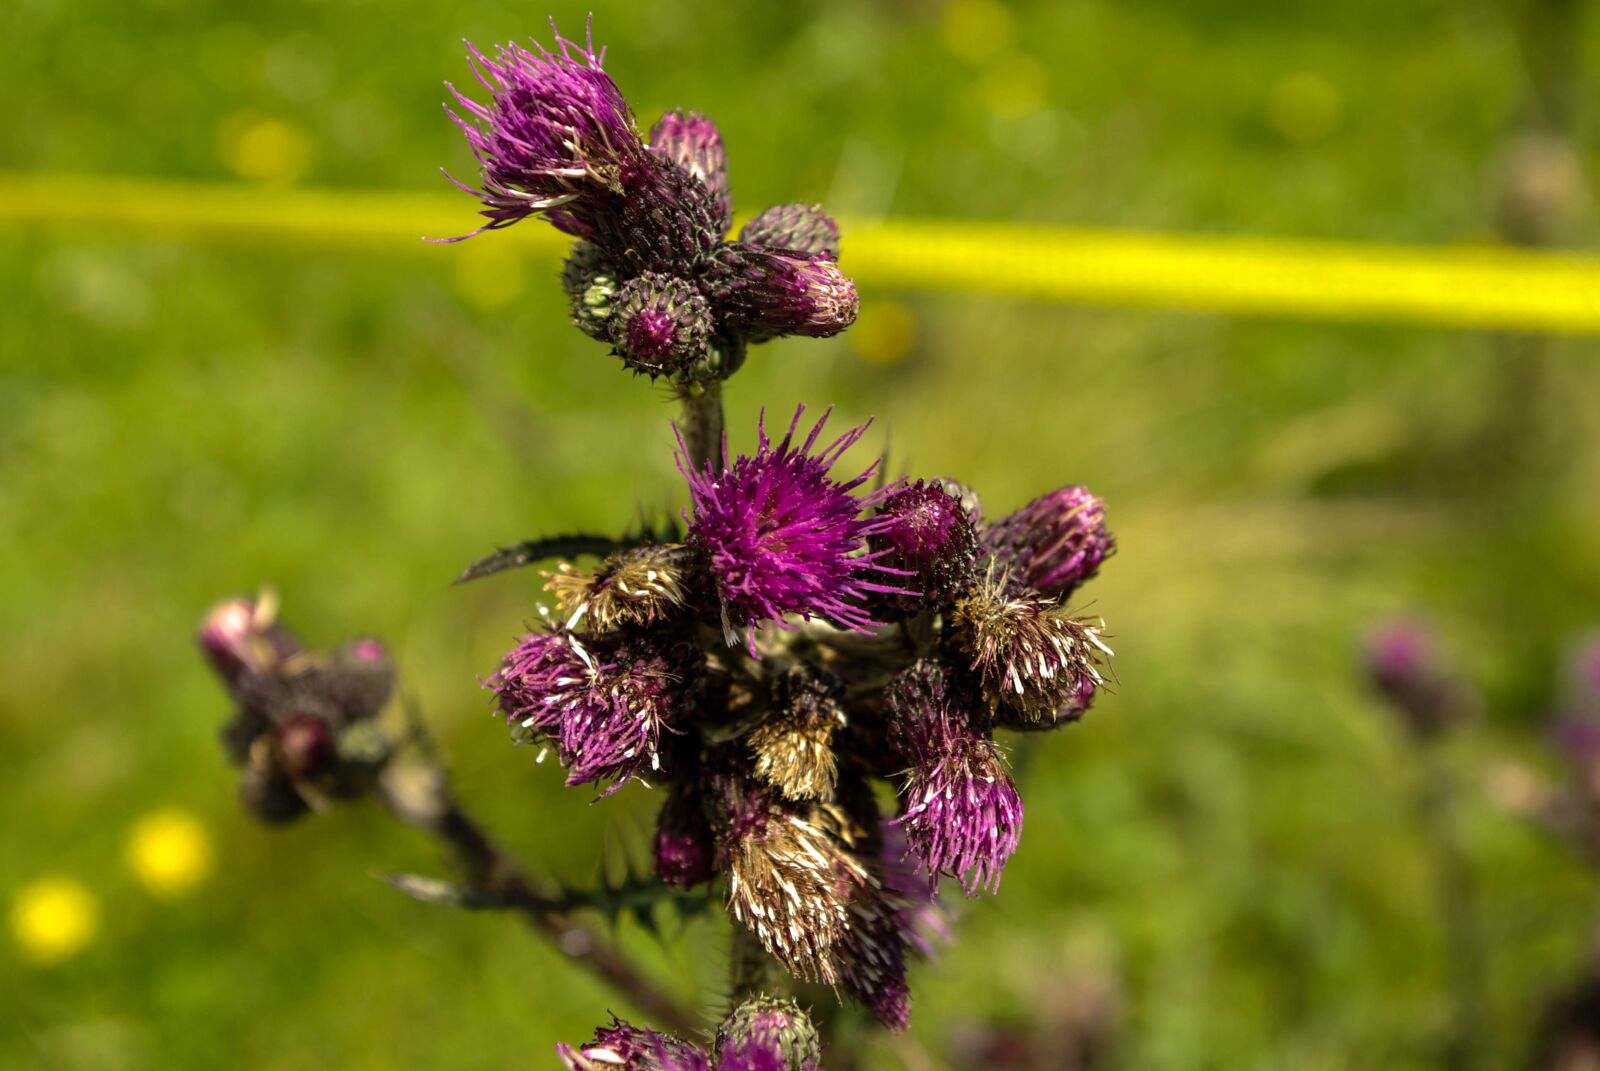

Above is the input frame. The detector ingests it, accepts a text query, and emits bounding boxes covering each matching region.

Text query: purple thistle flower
[710,246,858,342]
[443,22,644,238]
[649,109,732,235]
[870,480,980,608]
[488,626,689,794]
[740,204,840,259]
[886,660,1023,895]
[1363,618,1474,740]
[557,1017,709,1071]
[984,485,1113,601]
[678,406,913,656]
[198,595,301,691]
[714,997,821,1071]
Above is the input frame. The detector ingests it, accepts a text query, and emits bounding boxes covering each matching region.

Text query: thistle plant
[198,20,1117,1067]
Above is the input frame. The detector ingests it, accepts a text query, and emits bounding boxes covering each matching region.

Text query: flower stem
[679,380,725,472]
[379,757,703,1037]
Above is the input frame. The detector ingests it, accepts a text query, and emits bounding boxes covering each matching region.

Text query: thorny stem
[680,380,725,473]
[1413,740,1487,1071]
[378,758,703,1037]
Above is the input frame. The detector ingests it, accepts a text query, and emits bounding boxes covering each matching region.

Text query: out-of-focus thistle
[441,19,857,384]
[197,594,396,823]
[1364,618,1477,741]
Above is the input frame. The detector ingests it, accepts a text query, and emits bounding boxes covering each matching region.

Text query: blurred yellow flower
[940,0,1015,65]
[851,299,918,366]
[10,877,98,964]
[1268,73,1343,146]
[218,114,315,185]
[126,809,214,898]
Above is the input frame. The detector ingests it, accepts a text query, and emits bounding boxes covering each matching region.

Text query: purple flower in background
[1363,618,1474,740]
[679,406,913,655]
[879,823,955,959]
[489,627,690,793]
[887,660,1023,894]
[984,485,1113,601]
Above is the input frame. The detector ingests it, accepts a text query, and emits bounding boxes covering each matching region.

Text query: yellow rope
[4,172,1599,335]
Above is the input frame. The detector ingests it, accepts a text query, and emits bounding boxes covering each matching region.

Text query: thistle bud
[562,241,620,340]
[546,544,694,631]
[749,664,846,801]
[654,783,715,888]
[984,485,1113,601]
[610,272,715,379]
[710,245,858,343]
[870,481,979,609]
[198,595,299,690]
[932,478,984,531]
[649,110,732,234]
[275,713,337,779]
[740,203,840,259]
[322,638,396,723]
[713,996,821,1071]
[951,572,1110,724]
[238,760,310,825]
[1364,619,1474,740]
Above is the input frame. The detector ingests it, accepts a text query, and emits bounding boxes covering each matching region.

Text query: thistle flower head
[951,571,1109,724]
[198,594,300,690]
[710,246,858,343]
[679,406,912,655]
[740,204,841,259]
[871,481,980,608]
[610,273,715,379]
[710,768,867,986]
[750,664,847,800]
[557,1018,709,1071]
[1364,618,1474,740]
[274,712,337,779]
[984,485,1113,600]
[650,109,732,234]
[714,997,821,1071]
[489,626,690,793]
[886,661,1022,895]
[654,781,716,888]
[546,543,694,631]
[445,23,645,238]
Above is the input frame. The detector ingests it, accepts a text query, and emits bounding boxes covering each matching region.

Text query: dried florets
[489,627,691,793]
[950,571,1109,724]
[546,544,695,631]
[983,484,1113,600]
[679,406,912,655]
[886,661,1022,895]
[749,664,847,801]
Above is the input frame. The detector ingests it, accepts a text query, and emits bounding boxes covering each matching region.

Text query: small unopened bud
[714,995,821,1071]
[871,480,979,608]
[984,485,1113,601]
[197,595,298,689]
[713,245,858,343]
[648,109,731,233]
[323,638,397,723]
[276,713,337,779]
[740,203,840,259]
[562,241,620,340]
[610,272,715,379]
[238,762,309,825]
[653,783,715,888]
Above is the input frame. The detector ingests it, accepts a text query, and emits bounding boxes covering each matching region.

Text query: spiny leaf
[453,534,626,585]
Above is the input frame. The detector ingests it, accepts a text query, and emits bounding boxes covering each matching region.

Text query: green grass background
[4,0,1600,1067]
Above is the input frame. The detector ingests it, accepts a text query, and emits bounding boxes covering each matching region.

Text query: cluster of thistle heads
[197,19,1118,1065]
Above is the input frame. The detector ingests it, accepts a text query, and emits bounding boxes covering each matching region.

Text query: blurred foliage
[4,0,1600,1069]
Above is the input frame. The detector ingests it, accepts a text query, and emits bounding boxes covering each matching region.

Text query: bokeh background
[5,0,1600,1068]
